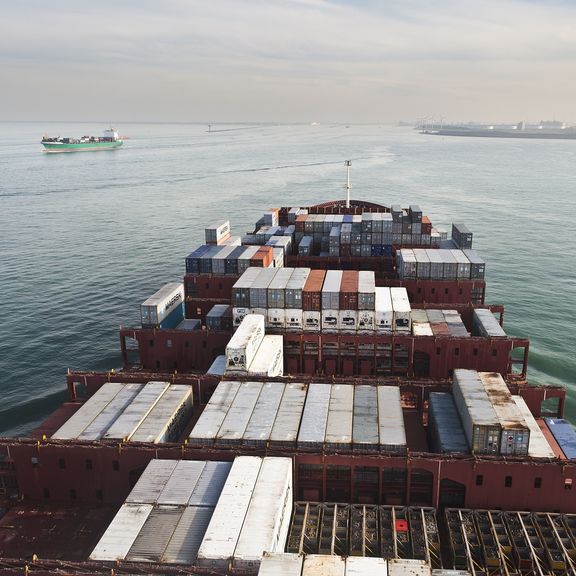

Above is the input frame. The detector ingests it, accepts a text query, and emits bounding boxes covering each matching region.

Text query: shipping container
[52,382,126,439]
[130,385,193,443]
[211,244,239,275]
[233,457,293,573]
[188,381,241,446]
[141,282,184,329]
[346,557,389,575]
[185,245,211,274]
[188,460,233,507]
[449,249,471,279]
[270,383,307,447]
[357,310,375,332]
[250,268,279,308]
[303,310,321,332]
[303,555,346,576]
[478,372,530,456]
[232,267,263,307]
[397,249,417,280]
[242,383,286,447]
[298,383,331,449]
[268,268,294,309]
[298,236,313,256]
[353,386,379,451]
[325,384,354,450]
[452,369,501,454]
[377,386,407,453]
[197,456,263,572]
[339,271,359,310]
[237,246,261,274]
[473,308,506,338]
[451,223,473,249]
[544,419,576,459]
[126,459,179,504]
[226,314,266,371]
[156,460,206,506]
[205,220,231,245]
[258,552,304,576]
[390,287,411,332]
[388,559,430,576]
[428,393,469,454]
[426,249,445,280]
[413,323,434,336]
[462,249,485,279]
[338,309,357,332]
[322,309,339,333]
[511,396,555,458]
[224,245,247,275]
[176,318,201,331]
[413,249,431,279]
[285,308,304,331]
[206,304,232,331]
[374,287,393,333]
[268,308,286,330]
[103,382,170,442]
[322,270,343,310]
[286,268,311,309]
[216,382,264,445]
[233,307,251,327]
[303,270,326,311]
[440,250,458,280]
[248,335,284,378]
[78,384,144,440]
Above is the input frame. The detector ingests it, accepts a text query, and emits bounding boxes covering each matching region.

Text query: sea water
[0,122,575,435]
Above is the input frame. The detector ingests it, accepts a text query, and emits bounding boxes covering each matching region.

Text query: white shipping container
[267,308,286,330]
[511,396,555,458]
[374,287,393,332]
[103,382,170,441]
[125,459,179,504]
[233,307,251,327]
[216,382,264,445]
[270,383,307,446]
[285,308,303,331]
[248,335,284,378]
[303,310,321,332]
[197,456,263,572]
[258,552,304,576]
[243,383,286,446]
[226,314,266,371]
[325,385,354,449]
[157,460,206,505]
[130,385,193,443]
[188,381,241,446]
[388,559,430,576]
[52,382,126,439]
[346,557,389,575]
[322,309,339,332]
[205,220,231,244]
[377,386,407,453]
[78,383,144,441]
[390,287,411,332]
[298,383,331,448]
[303,555,346,576]
[413,323,434,336]
[233,457,293,573]
[357,310,375,332]
[140,282,184,327]
[90,503,153,561]
[338,310,357,332]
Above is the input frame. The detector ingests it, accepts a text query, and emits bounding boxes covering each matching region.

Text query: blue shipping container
[545,418,576,459]
[185,245,210,274]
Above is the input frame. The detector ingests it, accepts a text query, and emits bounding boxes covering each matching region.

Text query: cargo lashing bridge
[445,509,576,575]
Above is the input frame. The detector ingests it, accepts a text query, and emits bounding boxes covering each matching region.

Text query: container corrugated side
[270,383,308,447]
[126,459,179,504]
[52,382,126,439]
[226,314,266,372]
[242,383,286,447]
[322,270,343,310]
[345,556,389,575]
[188,461,233,507]
[89,503,154,561]
[130,385,193,443]
[141,282,184,327]
[233,457,293,573]
[78,383,144,440]
[188,381,241,446]
[375,287,393,332]
[258,552,304,576]
[377,386,407,453]
[267,268,294,308]
[162,506,215,564]
[247,335,284,378]
[216,382,264,445]
[298,383,331,449]
[428,393,469,454]
[156,460,206,505]
[353,386,379,451]
[197,456,263,572]
[125,506,184,562]
[286,268,311,309]
[103,381,170,441]
[479,372,530,456]
[511,396,555,458]
[302,555,346,576]
[325,384,354,450]
[249,267,279,308]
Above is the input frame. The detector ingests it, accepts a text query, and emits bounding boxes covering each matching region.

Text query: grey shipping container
[377,386,407,454]
[322,270,343,310]
[352,386,379,451]
[297,383,331,449]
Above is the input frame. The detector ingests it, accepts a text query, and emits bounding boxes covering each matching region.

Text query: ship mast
[345,160,352,208]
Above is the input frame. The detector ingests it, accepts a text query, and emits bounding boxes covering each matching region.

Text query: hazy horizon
[2,0,575,124]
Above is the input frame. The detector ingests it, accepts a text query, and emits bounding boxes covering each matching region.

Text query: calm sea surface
[0,122,575,436]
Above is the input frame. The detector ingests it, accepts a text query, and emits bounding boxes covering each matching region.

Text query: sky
[1,0,575,123]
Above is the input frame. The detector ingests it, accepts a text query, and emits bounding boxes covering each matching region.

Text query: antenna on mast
[345,160,352,208]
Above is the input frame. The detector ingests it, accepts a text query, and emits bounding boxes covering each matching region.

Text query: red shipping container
[295,214,307,233]
[421,215,432,234]
[339,270,359,309]
[303,269,326,311]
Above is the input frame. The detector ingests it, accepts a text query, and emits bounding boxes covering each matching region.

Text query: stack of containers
[473,308,506,337]
[338,271,359,332]
[232,267,262,326]
[140,282,184,329]
[237,246,260,274]
[250,268,279,316]
[511,396,555,458]
[247,335,284,378]
[197,456,292,573]
[462,249,485,279]
[321,270,343,333]
[374,287,393,333]
[267,268,294,330]
[266,235,292,258]
[428,392,470,454]
[298,236,313,256]
[225,314,266,373]
[206,304,232,331]
[479,372,530,456]
[442,310,470,337]
[302,270,326,332]
[451,369,501,455]
[285,268,311,331]
[427,309,450,337]
[411,309,433,336]
[357,271,376,333]
[390,287,412,332]
[396,248,485,280]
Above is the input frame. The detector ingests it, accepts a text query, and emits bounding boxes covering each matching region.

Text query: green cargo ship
[41,129,123,152]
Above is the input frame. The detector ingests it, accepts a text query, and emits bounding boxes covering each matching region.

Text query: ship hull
[41,140,123,152]
[423,129,576,140]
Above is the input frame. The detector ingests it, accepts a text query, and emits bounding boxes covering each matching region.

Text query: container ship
[41,128,123,152]
[1,198,575,576]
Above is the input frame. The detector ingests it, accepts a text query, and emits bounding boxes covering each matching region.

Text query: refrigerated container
[248,335,284,378]
[242,383,286,447]
[216,382,264,445]
[285,309,303,331]
[325,384,354,450]
[353,386,379,451]
[377,386,407,454]
[270,383,307,447]
[374,287,393,332]
[390,287,411,332]
[226,314,266,372]
[511,396,555,458]
[298,383,331,449]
